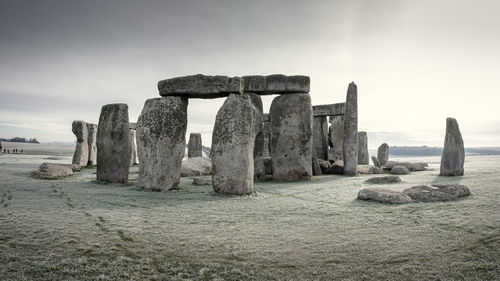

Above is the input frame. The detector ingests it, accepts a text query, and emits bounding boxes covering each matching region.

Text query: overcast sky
[0,0,499,148]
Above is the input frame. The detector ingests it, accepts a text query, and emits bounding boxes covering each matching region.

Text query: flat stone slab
[357,188,413,204]
[243,74,310,94]
[181,157,212,177]
[312,103,345,117]
[364,175,401,184]
[158,74,243,98]
[403,184,470,202]
[383,161,428,171]
[390,165,410,175]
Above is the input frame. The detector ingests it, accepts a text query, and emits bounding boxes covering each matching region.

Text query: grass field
[0,153,499,280]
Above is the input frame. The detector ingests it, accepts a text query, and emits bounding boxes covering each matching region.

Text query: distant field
[1,141,75,156]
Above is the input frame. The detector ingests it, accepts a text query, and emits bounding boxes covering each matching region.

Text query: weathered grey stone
[440,118,465,176]
[343,82,358,176]
[270,93,312,181]
[32,163,73,179]
[357,188,413,204]
[357,132,369,165]
[328,161,344,175]
[86,123,97,166]
[377,143,389,166]
[181,157,212,177]
[403,184,470,202]
[263,157,273,175]
[318,160,331,174]
[262,117,271,158]
[372,156,381,168]
[313,103,346,117]
[212,94,256,194]
[96,104,131,184]
[137,97,188,190]
[328,117,344,161]
[364,175,401,184]
[243,74,310,94]
[368,166,385,174]
[192,178,212,186]
[313,116,329,160]
[245,93,266,181]
[312,145,322,176]
[383,161,428,171]
[158,74,243,98]
[72,120,89,167]
[391,165,410,175]
[263,113,270,122]
[187,133,203,158]
[129,129,137,166]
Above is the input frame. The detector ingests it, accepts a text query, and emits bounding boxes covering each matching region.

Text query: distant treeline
[390,146,500,156]
[0,137,40,144]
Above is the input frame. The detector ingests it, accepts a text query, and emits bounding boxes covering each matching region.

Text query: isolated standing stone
[72,120,89,167]
[343,82,358,176]
[440,118,465,176]
[245,93,266,181]
[313,116,329,160]
[377,143,389,166]
[129,128,137,166]
[188,133,202,158]
[136,97,188,190]
[96,104,131,183]
[358,131,369,165]
[86,123,97,166]
[270,93,313,181]
[212,94,256,194]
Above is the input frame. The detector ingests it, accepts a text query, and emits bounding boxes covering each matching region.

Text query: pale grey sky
[0,0,499,148]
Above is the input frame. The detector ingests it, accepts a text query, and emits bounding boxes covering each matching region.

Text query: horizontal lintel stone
[243,74,310,95]
[158,74,244,99]
[313,103,345,117]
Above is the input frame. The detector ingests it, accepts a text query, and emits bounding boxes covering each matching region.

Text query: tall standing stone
[188,133,202,158]
[87,123,97,166]
[96,103,131,184]
[245,93,266,181]
[136,97,188,190]
[72,120,89,167]
[440,118,465,176]
[329,117,344,161]
[378,143,389,166]
[313,116,329,160]
[343,82,358,176]
[129,125,137,166]
[358,131,369,165]
[262,114,271,158]
[270,93,313,181]
[312,144,322,176]
[212,94,256,194]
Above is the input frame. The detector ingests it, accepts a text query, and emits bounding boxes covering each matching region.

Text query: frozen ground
[0,152,499,280]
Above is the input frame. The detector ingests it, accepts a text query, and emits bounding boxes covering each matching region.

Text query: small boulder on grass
[391,165,410,175]
[32,162,73,179]
[364,175,401,184]
[357,188,413,204]
[402,184,470,202]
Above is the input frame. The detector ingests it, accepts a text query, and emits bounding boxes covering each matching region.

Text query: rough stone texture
[329,117,344,161]
[343,82,358,176]
[192,178,212,186]
[313,103,346,117]
[212,94,256,194]
[180,157,212,177]
[263,157,273,175]
[158,74,243,98]
[357,131,369,165]
[32,163,73,179]
[368,167,385,174]
[440,118,465,176]
[318,160,331,174]
[72,120,89,167]
[364,175,401,184]
[377,143,389,166]
[372,156,381,168]
[270,93,313,181]
[357,188,413,204]
[97,104,131,184]
[86,123,97,166]
[312,146,322,176]
[328,161,344,175]
[313,116,329,160]
[187,133,203,158]
[136,97,187,190]
[129,129,137,166]
[242,74,310,94]
[262,118,271,158]
[391,165,410,175]
[245,93,266,181]
[403,184,470,202]
[383,161,428,172]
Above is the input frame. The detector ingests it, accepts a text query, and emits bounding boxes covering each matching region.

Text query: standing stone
[440,118,465,176]
[262,114,271,158]
[188,133,203,158]
[377,143,389,166]
[129,129,137,166]
[372,156,381,168]
[96,104,131,184]
[312,144,322,176]
[270,93,313,181]
[136,97,188,190]
[313,116,329,160]
[245,93,266,181]
[343,82,358,176]
[72,120,89,167]
[212,94,256,194]
[86,123,97,166]
[358,131,369,165]
[329,117,344,161]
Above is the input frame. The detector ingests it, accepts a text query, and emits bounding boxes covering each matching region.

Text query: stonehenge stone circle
[212,94,256,194]
[242,75,310,95]
[136,97,188,191]
[158,74,243,98]
[86,123,97,166]
[244,92,266,181]
[96,103,131,184]
[440,118,465,176]
[187,133,203,158]
[313,116,329,160]
[357,131,369,165]
[72,120,89,167]
[270,93,313,181]
[342,82,358,176]
[377,143,389,166]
